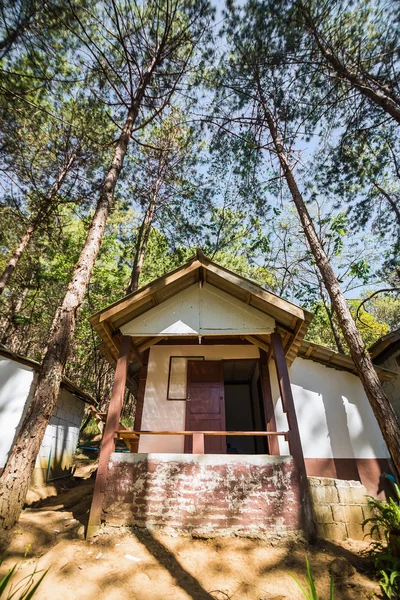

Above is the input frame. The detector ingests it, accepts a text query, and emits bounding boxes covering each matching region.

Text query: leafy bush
[363,482,400,598]
[291,557,334,600]
[374,554,400,599]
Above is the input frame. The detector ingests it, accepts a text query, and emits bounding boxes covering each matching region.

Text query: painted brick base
[103,454,303,537]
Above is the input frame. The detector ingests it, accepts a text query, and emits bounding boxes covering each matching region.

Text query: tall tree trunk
[126,200,156,294]
[300,5,400,125]
[0,62,157,529]
[314,268,346,354]
[263,103,400,475]
[0,148,79,295]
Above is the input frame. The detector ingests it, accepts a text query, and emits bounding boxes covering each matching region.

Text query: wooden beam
[130,340,143,366]
[259,350,280,455]
[271,331,315,538]
[117,430,289,437]
[244,335,270,354]
[87,335,132,538]
[137,336,165,353]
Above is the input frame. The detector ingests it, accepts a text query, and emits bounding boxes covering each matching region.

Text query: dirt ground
[0,462,383,600]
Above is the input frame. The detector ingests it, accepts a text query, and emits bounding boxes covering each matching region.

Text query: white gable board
[120,282,275,336]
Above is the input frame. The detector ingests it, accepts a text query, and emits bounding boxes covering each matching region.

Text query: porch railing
[116,429,289,454]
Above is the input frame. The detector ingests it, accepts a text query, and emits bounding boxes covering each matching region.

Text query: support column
[129,348,149,453]
[87,335,132,538]
[259,349,280,456]
[271,331,315,538]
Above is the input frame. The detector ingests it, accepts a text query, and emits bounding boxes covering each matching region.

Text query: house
[370,328,400,420]
[86,250,397,541]
[0,346,93,485]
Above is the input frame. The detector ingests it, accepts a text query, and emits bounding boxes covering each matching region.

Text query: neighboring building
[370,329,400,420]
[86,250,398,541]
[0,346,93,484]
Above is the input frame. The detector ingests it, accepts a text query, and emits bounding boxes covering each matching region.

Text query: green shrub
[363,482,400,598]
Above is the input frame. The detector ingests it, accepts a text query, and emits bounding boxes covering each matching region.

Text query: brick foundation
[103,454,303,537]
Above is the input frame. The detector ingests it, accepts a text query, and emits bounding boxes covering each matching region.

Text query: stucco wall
[271,357,390,461]
[379,351,400,420]
[139,344,259,453]
[0,356,85,483]
[32,388,85,484]
[0,356,37,469]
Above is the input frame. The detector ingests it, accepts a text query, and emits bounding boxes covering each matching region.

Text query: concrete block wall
[308,476,374,541]
[103,454,302,538]
[32,389,85,484]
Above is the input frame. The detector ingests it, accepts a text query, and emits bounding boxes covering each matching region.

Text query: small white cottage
[0,346,92,485]
[86,250,398,540]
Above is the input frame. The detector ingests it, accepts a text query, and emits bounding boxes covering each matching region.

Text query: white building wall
[34,388,85,482]
[0,356,36,469]
[139,344,260,453]
[270,356,390,460]
[0,355,85,483]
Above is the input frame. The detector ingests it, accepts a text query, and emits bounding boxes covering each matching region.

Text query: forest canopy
[0,0,398,402]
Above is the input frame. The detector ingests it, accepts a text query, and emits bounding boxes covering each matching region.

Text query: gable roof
[369,328,400,364]
[89,249,314,376]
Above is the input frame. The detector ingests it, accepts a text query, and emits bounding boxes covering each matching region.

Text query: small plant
[374,554,400,599]
[363,482,400,598]
[290,557,334,600]
[363,482,400,556]
[0,555,47,599]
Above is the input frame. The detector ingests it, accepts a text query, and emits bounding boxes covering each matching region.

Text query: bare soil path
[0,470,383,600]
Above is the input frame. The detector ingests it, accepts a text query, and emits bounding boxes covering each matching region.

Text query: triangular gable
[120,283,275,336]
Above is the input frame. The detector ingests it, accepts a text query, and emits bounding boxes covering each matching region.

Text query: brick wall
[103,454,302,538]
[309,476,375,541]
[32,389,85,485]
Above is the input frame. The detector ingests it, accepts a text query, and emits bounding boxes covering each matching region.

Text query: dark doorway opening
[223,359,268,455]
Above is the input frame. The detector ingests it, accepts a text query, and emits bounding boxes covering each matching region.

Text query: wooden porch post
[129,348,149,453]
[259,349,280,456]
[87,335,132,538]
[270,331,315,537]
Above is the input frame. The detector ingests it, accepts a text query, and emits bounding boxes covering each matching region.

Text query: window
[167,356,204,400]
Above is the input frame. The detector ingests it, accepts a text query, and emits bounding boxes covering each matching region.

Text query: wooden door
[185,360,226,454]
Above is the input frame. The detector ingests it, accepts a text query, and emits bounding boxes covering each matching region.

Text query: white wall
[270,357,390,460]
[35,388,85,481]
[0,357,36,469]
[0,356,85,482]
[139,344,259,453]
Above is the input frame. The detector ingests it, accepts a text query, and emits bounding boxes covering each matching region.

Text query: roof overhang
[369,328,400,364]
[298,340,397,382]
